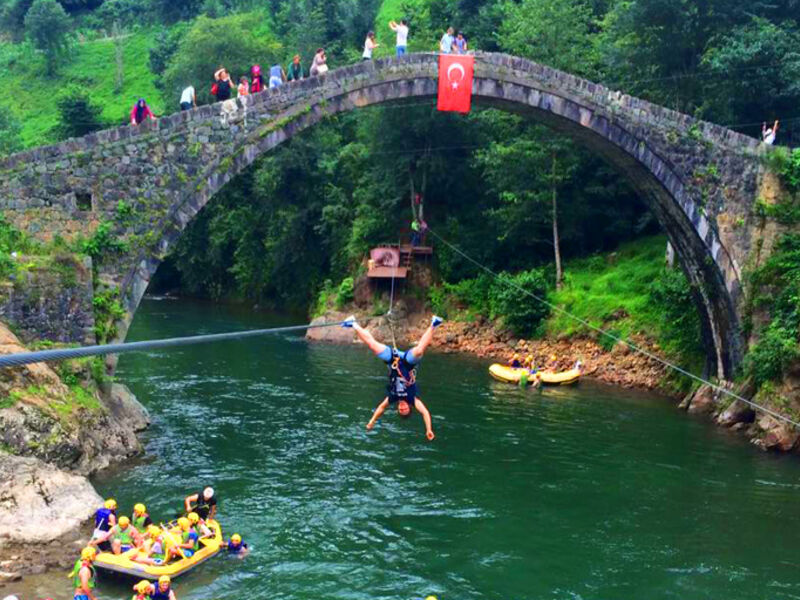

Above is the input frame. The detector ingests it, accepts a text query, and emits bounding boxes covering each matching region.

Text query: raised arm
[343,316,388,356]
[414,397,435,440]
[774,119,780,133]
[366,397,390,430]
[408,316,443,361]
[389,20,397,30]
[184,493,198,514]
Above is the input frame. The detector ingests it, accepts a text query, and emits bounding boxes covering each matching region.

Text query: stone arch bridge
[0,52,772,379]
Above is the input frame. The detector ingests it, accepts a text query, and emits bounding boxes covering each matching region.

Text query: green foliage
[24,0,72,72]
[0,108,22,157]
[765,147,800,195]
[488,268,550,337]
[79,221,128,263]
[746,325,798,387]
[335,276,354,307]
[52,86,108,140]
[92,286,126,343]
[162,13,280,105]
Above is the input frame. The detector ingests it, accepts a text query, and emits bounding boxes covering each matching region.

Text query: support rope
[428,227,800,429]
[0,321,344,369]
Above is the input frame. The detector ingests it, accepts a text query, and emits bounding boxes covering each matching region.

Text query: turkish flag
[437,54,474,113]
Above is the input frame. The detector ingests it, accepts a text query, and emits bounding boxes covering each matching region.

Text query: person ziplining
[343,315,443,440]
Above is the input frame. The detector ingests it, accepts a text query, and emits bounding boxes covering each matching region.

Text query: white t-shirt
[180,86,195,104]
[763,129,776,145]
[440,33,454,53]
[395,24,408,47]
[363,38,375,59]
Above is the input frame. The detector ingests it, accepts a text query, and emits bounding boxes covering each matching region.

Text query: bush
[0,108,22,157]
[746,324,799,387]
[52,88,108,140]
[335,276,354,307]
[647,267,702,359]
[489,268,550,337]
[24,0,72,72]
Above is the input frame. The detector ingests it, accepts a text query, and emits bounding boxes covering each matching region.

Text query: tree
[52,88,108,140]
[0,109,23,157]
[161,14,280,105]
[24,0,72,73]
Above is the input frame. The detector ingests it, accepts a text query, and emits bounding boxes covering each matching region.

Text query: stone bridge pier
[0,52,771,379]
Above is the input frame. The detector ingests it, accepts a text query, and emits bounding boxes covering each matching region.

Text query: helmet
[158,575,171,585]
[513,353,520,359]
[231,533,242,543]
[177,517,190,529]
[148,525,161,538]
[550,354,557,361]
[134,503,146,514]
[136,580,151,594]
[104,498,117,510]
[187,512,200,523]
[251,64,261,75]
[81,547,97,561]
[118,516,130,528]
[526,354,533,361]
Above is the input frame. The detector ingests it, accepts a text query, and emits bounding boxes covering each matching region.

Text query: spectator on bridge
[310,48,328,76]
[237,76,250,97]
[439,27,456,54]
[250,65,265,93]
[269,64,286,89]
[762,119,779,145]
[362,31,379,60]
[455,31,468,54]
[287,55,305,81]
[130,99,156,125]
[179,85,196,111]
[212,67,234,101]
[389,19,409,56]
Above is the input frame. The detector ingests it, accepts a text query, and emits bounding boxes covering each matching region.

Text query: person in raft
[184,486,217,521]
[90,515,139,555]
[70,547,97,600]
[508,353,522,368]
[91,498,117,551]
[227,533,249,555]
[343,314,443,440]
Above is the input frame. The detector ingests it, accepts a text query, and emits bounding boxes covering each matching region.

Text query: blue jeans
[396,46,406,56]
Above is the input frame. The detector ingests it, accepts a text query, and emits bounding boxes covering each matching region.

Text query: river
[12,297,800,600]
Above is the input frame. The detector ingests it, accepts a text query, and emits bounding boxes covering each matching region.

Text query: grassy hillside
[1,29,164,148]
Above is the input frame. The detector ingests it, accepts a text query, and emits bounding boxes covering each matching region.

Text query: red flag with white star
[437,54,474,113]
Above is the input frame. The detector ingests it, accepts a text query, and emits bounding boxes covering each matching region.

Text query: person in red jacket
[250,65,265,93]
[130,99,156,125]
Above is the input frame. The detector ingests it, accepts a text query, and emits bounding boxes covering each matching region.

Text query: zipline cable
[0,321,345,369]
[427,227,800,429]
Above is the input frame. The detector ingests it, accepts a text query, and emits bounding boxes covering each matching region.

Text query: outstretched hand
[431,315,444,328]
[426,430,435,441]
[342,315,357,328]
[366,421,375,430]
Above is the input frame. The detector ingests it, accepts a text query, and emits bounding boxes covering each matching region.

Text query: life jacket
[227,541,243,553]
[151,584,172,600]
[251,74,264,93]
[133,513,149,531]
[387,349,416,398]
[115,525,133,545]
[182,530,199,551]
[70,559,96,590]
[269,65,282,89]
[94,507,115,531]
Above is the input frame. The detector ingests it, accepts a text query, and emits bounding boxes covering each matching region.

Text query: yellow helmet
[147,525,161,538]
[104,498,117,510]
[134,503,146,514]
[550,354,557,361]
[187,511,200,523]
[526,354,533,361]
[231,533,242,543]
[81,546,97,561]
[118,516,130,528]
[158,575,171,585]
[177,517,190,529]
[513,353,520,359]
[136,580,151,594]
[425,596,438,600]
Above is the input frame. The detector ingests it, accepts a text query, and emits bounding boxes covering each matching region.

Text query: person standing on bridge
[179,85,196,111]
[310,48,328,76]
[389,19,409,56]
[213,67,234,101]
[455,31,468,54]
[362,31,379,60]
[287,55,305,81]
[762,119,779,145]
[439,27,456,54]
[342,315,443,440]
[130,99,156,125]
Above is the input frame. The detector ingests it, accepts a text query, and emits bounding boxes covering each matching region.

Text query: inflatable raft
[489,363,582,386]
[94,519,222,580]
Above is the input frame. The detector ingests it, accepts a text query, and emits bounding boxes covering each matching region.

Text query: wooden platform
[399,245,433,255]
[367,266,408,279]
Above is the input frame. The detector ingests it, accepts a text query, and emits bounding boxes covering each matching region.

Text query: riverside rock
[0,455,101,544]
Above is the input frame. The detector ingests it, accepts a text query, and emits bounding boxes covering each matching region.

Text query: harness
[387,350,416,399]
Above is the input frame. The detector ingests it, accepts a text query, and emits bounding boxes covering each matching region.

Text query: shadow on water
[7,298,800,600]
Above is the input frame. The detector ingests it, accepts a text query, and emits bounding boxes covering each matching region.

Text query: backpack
[211,83,218,96]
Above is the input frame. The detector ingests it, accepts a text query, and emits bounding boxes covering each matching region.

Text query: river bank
[309,306,796,453]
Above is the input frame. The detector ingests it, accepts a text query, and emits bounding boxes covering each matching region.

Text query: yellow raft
[94,519,223,580]
[489,363,582,386]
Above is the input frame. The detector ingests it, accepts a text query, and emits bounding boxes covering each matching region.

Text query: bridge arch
[0,52,765,379]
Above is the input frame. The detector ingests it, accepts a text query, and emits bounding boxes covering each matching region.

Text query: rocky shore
[0,323,149,579]
[308,306,794,453]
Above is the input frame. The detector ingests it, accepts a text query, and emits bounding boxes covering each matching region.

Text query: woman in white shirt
[362,31,379,60]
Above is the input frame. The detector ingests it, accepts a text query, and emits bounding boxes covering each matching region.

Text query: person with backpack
[268,64,286,89]
[212,67,234,101]
[250,65,265,93]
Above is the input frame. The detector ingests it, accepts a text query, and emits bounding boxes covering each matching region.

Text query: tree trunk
[408,165,417,221]
[552,152,563,290]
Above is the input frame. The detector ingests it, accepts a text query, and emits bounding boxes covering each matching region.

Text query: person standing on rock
[70,546,97,600]
[91,498,117,551]
[184,486,217,521]
[342,315,443,440]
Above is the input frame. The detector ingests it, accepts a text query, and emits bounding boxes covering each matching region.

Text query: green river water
[9,297,800,600]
